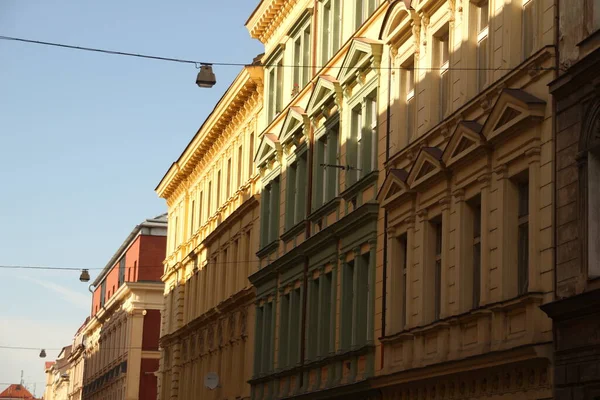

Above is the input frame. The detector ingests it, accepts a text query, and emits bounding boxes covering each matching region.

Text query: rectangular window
[403,57,416,142]
[399,233,408,328]
[217,170,222,208]
[260,178,280,248]
[262,302,273,373]
[436,28,450,120]
[432,218,443,320]
[226,158,232,199]
[249,132,255,177]
[278,293,290,367]
[517,181,529,295]
[208,182,212,217]
[190,199,196,236]
[348,91,377,185]
[476,1,489,91]
[198,191,203,226]
[237,145,243,188]
[349,104,363,186]
[308,278,320,360]
[315,123,339,208]
[320,272,332,356]
[522,0,535,59]
[221,248,228,298]
[320,0,342,65]
[341,260,355,349]
[100,280,106,307]
[285,153,307,230]
[355,0,378,29]
[267,56,284,123]
[341,254,370,349]
[292,21,311,91]
[118,256,126,286]
[289,288,301,364]
[470,195,482,308]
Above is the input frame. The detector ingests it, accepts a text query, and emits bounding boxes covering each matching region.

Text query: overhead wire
[0,34,556,72]
[0,259,261,272]
[0,345,159,351]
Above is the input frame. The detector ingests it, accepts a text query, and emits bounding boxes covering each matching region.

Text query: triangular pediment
[377,168,412,208]
[337,38,383,86]
[442,121,485,167]
[407,147,444,188]
[279,106,308,145]
[306,75,341,116]
[482,88,546,143]
[254,133,280,167]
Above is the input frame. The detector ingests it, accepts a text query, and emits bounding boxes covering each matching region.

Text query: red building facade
[82,214,167,400]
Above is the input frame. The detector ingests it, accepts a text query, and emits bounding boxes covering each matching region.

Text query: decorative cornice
[156,67,263,200]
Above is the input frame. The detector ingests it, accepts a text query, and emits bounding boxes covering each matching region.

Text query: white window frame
[346,83,378,185]
[476,1,489,92]
[522,0,537,60]
[291,18,312,93]
[435,27,450,120]
[266,51,284,123]
[320,0,342,66]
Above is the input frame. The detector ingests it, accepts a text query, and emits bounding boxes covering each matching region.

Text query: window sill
[340,170,379,201]
[380,292,545,344]
[256,240,279,259]
[308,197,341,222]
[281,219,306,242]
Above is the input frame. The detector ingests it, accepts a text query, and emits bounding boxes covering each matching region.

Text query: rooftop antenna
[33,384,37,397]
[20,370,24,385]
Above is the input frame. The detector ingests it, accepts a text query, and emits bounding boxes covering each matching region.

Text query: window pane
[332,0,341,53]
[477,36,488,91]
[276,60,284,114]
[322,0,331,62]
[523,0,535,58]
[302,27,311,87]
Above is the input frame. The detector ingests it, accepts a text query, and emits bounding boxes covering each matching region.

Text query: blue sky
[0,0,263,393]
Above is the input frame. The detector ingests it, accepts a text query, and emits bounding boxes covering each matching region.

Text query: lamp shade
[196,65,216,88]
[79,269,90,282]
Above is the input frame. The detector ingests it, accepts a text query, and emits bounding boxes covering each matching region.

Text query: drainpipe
[300,97,315,391]
[552,0,559,302]
[381,45,393,370]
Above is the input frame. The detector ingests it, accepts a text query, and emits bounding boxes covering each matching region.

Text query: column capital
[404,215,416,230]
[353,246,362,256]
[439,195,452,210]
[416,208,428,222]
[368,238,377,247]
[494,164,508,180]
[525,147,541,164]
[452,188,465,202]
[477,172,492,188]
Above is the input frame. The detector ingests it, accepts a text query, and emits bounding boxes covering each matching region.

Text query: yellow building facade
[246,0,556,399]
[375,0,555,398]
[156,63,263,400]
